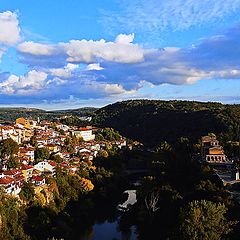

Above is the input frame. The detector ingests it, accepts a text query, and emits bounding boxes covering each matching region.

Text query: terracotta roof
[20,164,33,170]
[0,176,14,185]
[79,127,92,131]
[3,169,20,176]
[33,176,44,181]
[48,161,57,167]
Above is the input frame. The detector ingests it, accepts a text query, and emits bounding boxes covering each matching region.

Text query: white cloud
[17,41,56,55]
[0,11,20,46]
[101,83,135,95]
[86,63,104,71]
[0,70,48,95]
[17,34,144,64]
[60,34,144,63]
[50,63,79,77]
[46,77,67,86]
[115,33,135,44]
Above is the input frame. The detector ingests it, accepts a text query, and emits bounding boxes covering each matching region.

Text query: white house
[73,127,95,141]
[34,160,56,175]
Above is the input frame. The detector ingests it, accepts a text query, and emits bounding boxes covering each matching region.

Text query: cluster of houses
[0,117,129,196]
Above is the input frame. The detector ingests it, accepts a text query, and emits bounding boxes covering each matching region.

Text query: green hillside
[92,100,240,146]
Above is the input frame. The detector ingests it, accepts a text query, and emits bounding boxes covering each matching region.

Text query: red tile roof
[48,161,57,167]
[33,176,44,181]
[20,164,33,170]
[0,176,14,185]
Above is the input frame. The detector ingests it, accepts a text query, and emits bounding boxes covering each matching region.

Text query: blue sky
[0,0,240,109]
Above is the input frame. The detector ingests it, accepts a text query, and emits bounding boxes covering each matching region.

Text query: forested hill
[0,107,97,123]
[92,100,240,146]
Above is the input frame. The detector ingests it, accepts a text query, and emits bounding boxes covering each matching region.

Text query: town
[0,117,131,197]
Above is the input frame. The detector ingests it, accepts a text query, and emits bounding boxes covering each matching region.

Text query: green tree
[0,138,19,159]
[6,156,19,169]
[35,147,50,161]
[156,141,172,153]
[59,129,65,135]
[97,149,109,158]
[29,136,37,148]
[101,128,121,141]
[19,182,35,202]
[0,191,30,240]
[180,200,236,240]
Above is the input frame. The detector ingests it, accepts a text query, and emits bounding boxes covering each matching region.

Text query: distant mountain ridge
[92,99,240,146]
[0,107,97,123]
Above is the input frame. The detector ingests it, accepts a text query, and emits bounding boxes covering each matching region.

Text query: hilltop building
[201,135,228,163]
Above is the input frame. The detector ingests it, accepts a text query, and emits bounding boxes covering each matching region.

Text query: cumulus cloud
[50,63,79,77]
[0,70,48,95]
[0,11,20,46]
[60,35,144,63]
[86,63,104,71]
[115,33,135,44]
[17,41,56,56]
[18,34,144,64]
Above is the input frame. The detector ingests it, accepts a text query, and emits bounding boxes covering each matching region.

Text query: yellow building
[19,164,34,182]
[16,118,31,129]
[46,144,59,153]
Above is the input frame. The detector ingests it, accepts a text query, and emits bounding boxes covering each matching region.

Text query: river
[79,218,137,240]
[79,189,138,240]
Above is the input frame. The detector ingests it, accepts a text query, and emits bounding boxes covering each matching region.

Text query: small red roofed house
[32,176,45,186]
[19,147,35,162]
[0,169,24,195]
[0,176,16,195]
[3,169,24,189]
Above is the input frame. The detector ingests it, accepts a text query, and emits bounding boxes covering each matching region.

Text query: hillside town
[0,117,133,197]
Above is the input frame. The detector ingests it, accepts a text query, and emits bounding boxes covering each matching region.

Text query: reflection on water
[79,219,137,240]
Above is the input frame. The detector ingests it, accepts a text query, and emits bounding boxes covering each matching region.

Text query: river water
[79,189,138,240]
[79,218,137,240]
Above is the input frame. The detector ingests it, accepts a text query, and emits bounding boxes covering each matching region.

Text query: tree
[19,182,35,202]
[180,200,237,240]
[0,138,19,159]
[79,177,94,193]
[101,128,121,141]
[156,141,172,153]
[97,149,109,158]
[29,136,37,148]
[35,147,50,161]
[0,192,30,240]
[6,156,19,169]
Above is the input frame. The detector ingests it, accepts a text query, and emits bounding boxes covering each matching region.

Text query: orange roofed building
[201,135,229,163]
[16,118,31,129]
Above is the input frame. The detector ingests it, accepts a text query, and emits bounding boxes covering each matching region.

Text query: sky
[0,0,240,110]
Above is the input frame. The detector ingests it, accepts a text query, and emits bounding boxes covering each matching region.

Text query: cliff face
[34,180,59,206]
